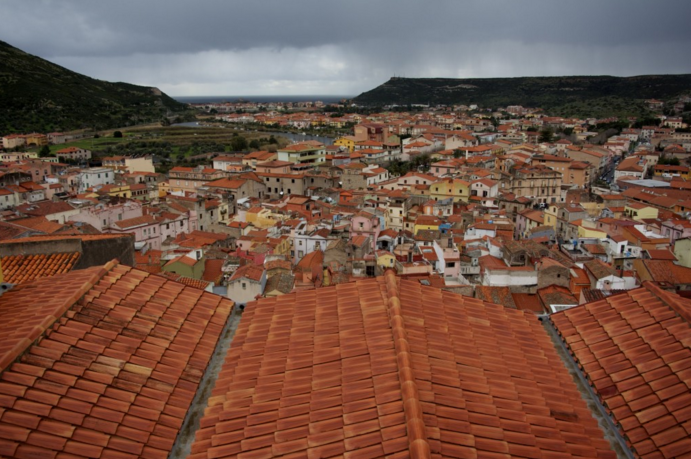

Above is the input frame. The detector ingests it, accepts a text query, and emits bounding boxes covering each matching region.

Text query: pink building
[350,211,382,252]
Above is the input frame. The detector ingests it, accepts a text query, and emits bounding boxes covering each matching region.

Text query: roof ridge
[0,259,119,373]
[384,269,431,459]
[643,280,691,323]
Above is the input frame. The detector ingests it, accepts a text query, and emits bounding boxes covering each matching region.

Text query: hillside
[0,40,188,134]
[353,75,691,118]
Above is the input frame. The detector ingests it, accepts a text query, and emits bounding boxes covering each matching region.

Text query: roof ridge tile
[643,281,691,323]
[384,269,431,459]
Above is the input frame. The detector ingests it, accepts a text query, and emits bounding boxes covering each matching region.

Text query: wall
[0,234,135,269]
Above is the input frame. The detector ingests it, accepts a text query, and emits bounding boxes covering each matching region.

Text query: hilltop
[0,40,188,134]
[353,75,691,118]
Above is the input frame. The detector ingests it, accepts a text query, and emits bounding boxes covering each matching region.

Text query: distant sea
[173,95,353,104]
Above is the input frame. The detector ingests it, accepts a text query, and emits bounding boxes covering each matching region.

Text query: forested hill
[353,75,691,118]
[0,40,188,133]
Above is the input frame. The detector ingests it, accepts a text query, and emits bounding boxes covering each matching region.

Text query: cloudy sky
[2,1,691,98]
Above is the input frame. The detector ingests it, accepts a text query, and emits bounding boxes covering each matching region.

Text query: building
[276,142,326,164]
[55,146,92,162]
[77,167,115,193]
[508,165,562,205]
[227,263,267,305]
[353,122,392,142]
[168,166,227,194]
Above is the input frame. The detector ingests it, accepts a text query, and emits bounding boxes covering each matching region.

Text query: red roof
[188,270,616,458]
[0,261,233,458]
[551,282,691,459]
[1,252,80,284]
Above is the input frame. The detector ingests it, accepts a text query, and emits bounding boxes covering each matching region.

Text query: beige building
[507,165,562,205]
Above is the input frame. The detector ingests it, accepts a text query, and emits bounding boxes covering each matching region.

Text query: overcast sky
[2,1,691,97]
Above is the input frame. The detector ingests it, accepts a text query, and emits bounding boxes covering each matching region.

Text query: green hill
[0,40,188,134]
[353,75,691,118]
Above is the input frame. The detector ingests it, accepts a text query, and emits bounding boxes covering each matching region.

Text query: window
[103,219,107,226]
[242,282,246,290]
[180,221,184,227]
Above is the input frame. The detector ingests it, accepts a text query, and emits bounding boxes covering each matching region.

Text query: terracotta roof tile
[551,282,691,458]
[189,270,616,458]
[0,261,233,458]
[1,252,81,284]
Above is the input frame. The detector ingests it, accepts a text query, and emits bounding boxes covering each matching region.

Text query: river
[170,122,334,145]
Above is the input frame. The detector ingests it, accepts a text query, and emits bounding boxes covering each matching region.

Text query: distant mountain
[353,75,691,118]
[0,40,188,134]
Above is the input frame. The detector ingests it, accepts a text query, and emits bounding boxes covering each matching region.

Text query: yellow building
[333,136,357,153]
[159,181,170,198]
[576,220,608,238]
[269,235,291,256]
[413,215,441,235]
[429,178,470,203]
[24,133,48,146]
[625,202,658,222]
[104,184,132,199]
[375,251,396,270]
[544,205,559,227]
[580,201,606,219]
[245,207,287,229]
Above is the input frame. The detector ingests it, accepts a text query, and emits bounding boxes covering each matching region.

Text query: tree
[249,139,261,150]
[38,145,51,157]
[113,131,123,138]
[230,136,248,152]
[268,135,278,145]
[539,128,554,143]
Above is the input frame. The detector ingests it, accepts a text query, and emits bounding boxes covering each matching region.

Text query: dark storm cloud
[1,0,690,95]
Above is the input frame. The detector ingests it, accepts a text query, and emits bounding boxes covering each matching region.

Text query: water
[173,95,352,104]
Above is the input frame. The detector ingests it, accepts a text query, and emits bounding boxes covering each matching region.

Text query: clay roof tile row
[551,282,691,459]
[1,252,81,284]
[188,270,617,458]
[0,261,233,458]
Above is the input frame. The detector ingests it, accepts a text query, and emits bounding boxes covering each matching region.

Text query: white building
[78,167,115,193]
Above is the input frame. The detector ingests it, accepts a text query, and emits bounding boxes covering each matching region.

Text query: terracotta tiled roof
[157,271,212,290]
[230,263,264,282]
[11,216,64,234]
[202,258,225,283]
[188,270,616,458]
[165,254,201,268]
[551,282,691,458]
[0,261,233,458]
[1,252,80,284]
[475,285,516,308]
[636,259,691,285]
[264,272,295,295]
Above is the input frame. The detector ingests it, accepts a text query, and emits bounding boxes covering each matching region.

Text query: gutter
[168,306,244,459]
